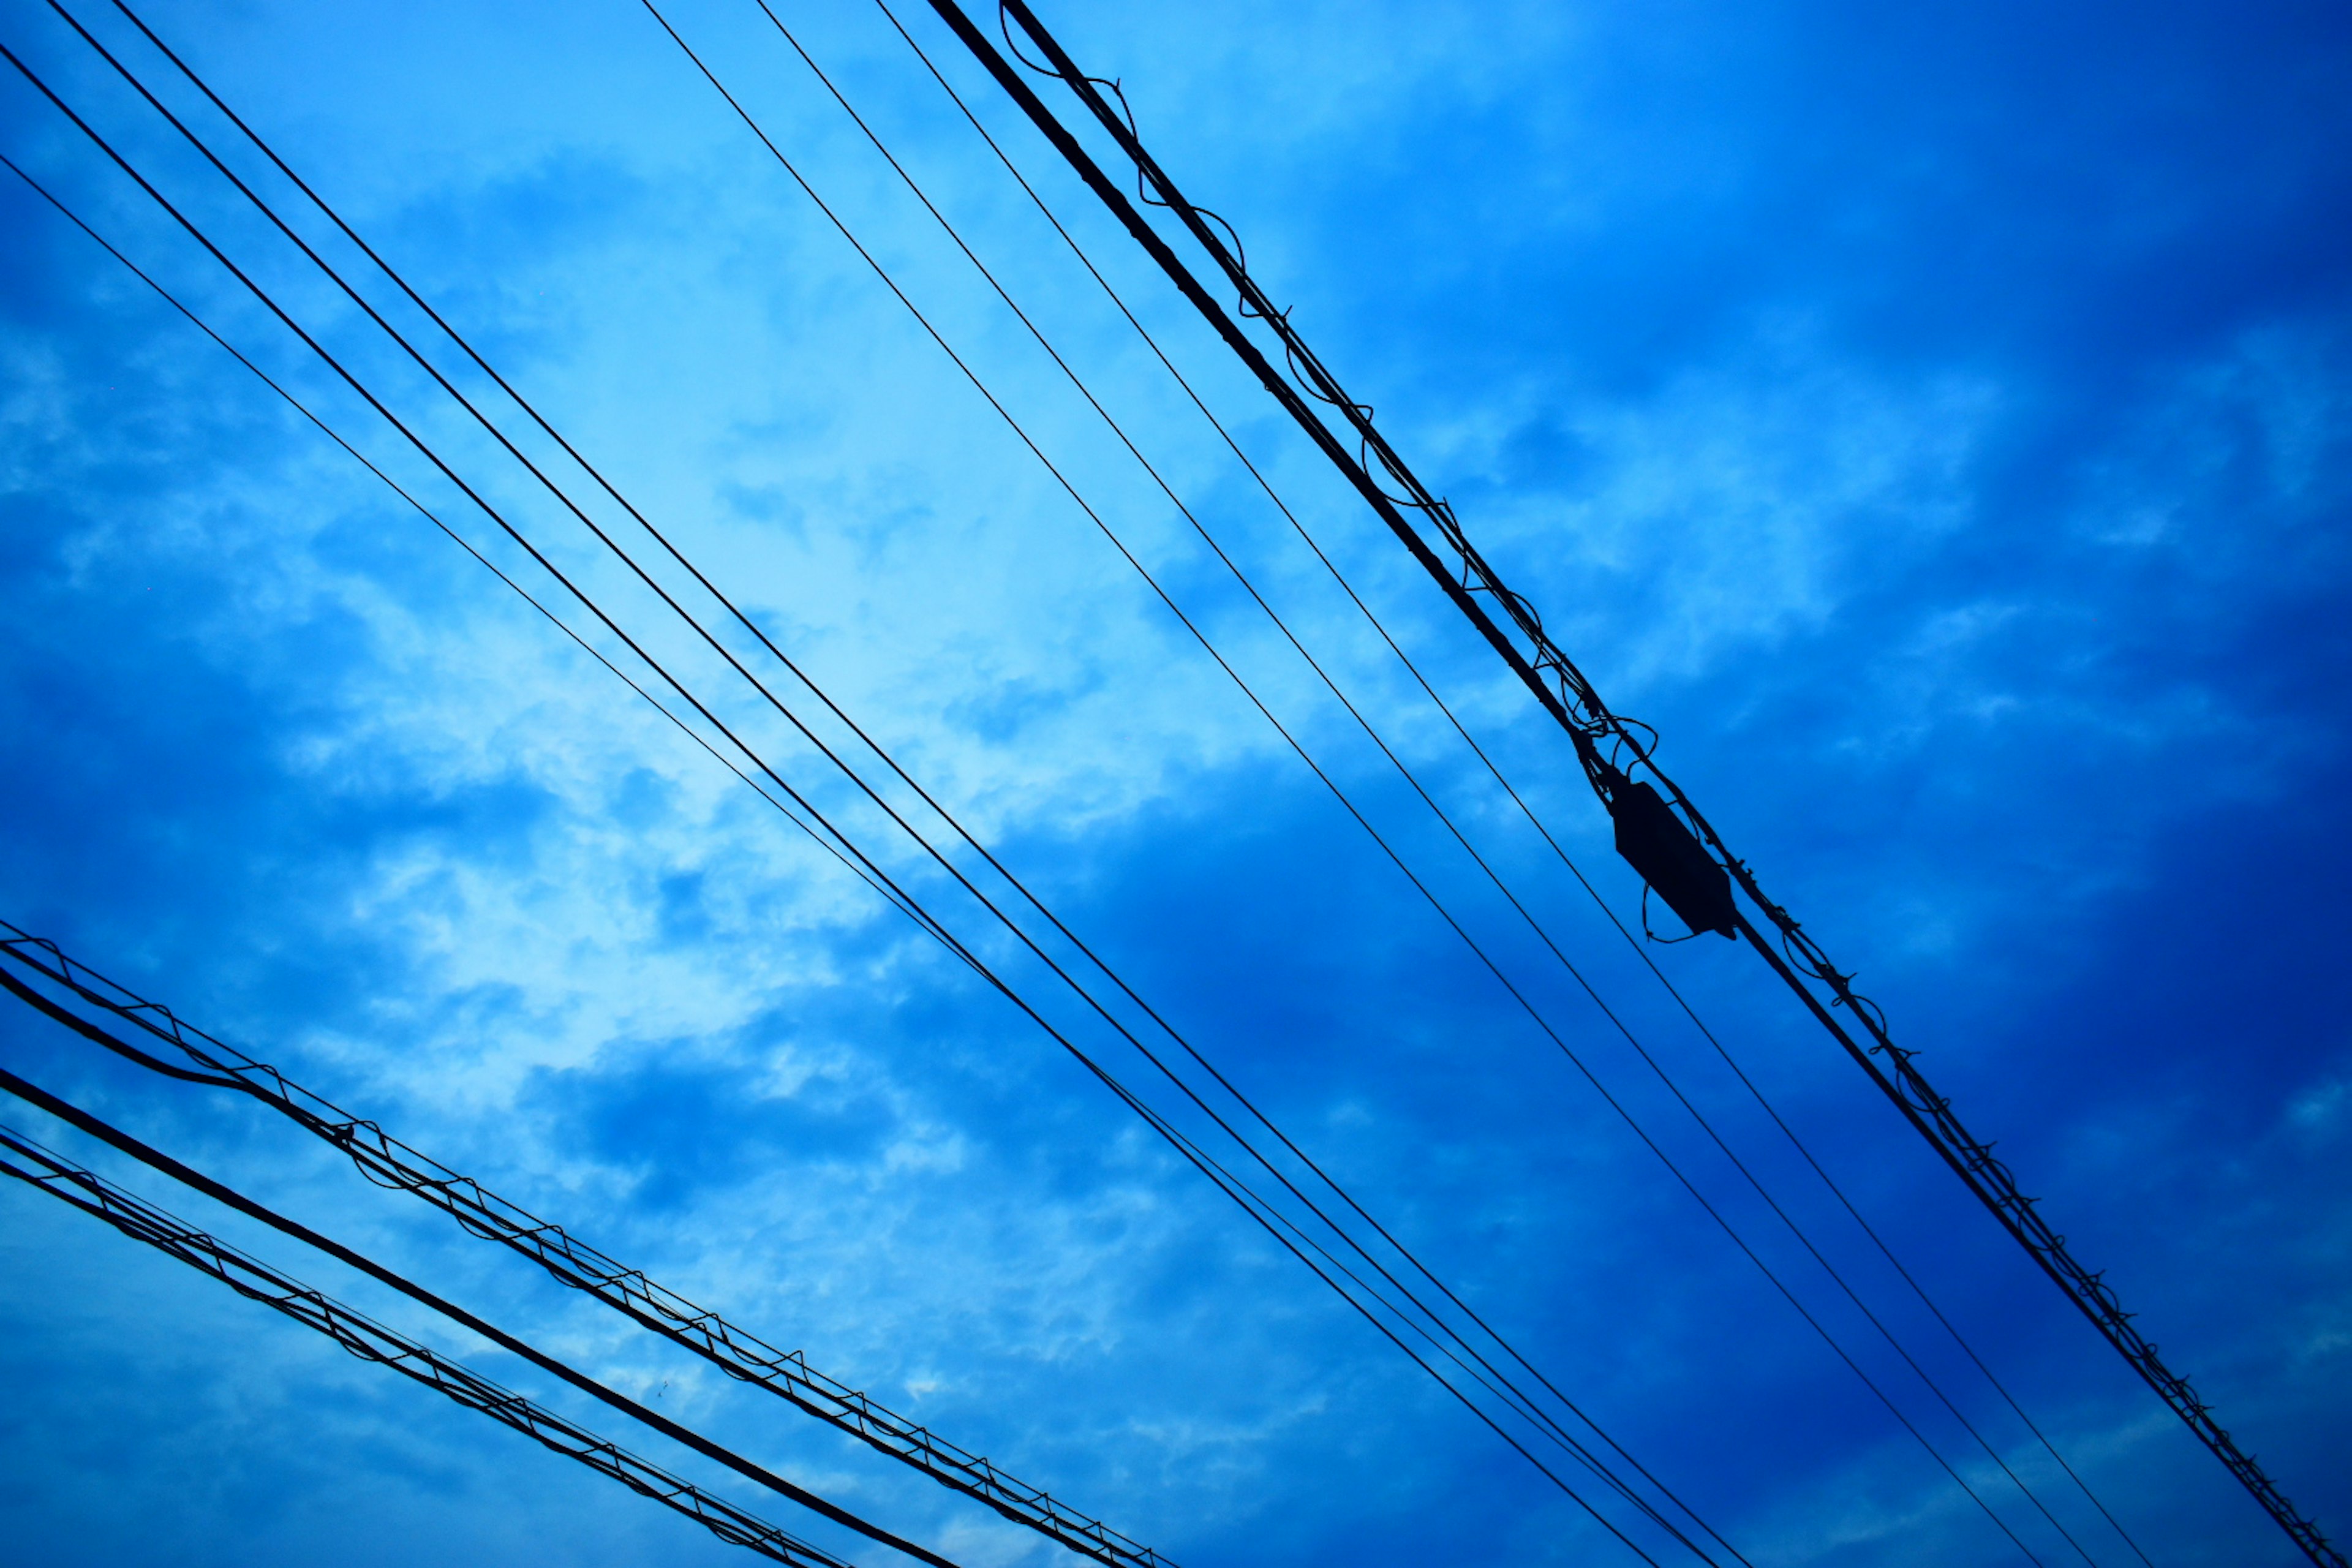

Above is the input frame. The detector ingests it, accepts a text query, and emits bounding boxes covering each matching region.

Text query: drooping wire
[666,8,2086,1561]
[0,1054,971,1568]
[56,3,1752,1555]
[861,11,2153,1562]
[2,42,1713,1566]
[53,5,2065,1558]
[0,1139,856,1568]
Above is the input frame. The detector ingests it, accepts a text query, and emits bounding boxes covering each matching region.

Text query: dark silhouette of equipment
[930,4,2348,1561]
[1598,766,1737,940]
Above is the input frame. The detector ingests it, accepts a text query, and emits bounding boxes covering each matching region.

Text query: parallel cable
[0,1057,965,1568]
[946,3,2344,1560]
[55,6,1758,1558]
[861,16,2152,1560]
[0,53,1706,1562]
[0,1129,861,1568]
[672,9,2082,1559]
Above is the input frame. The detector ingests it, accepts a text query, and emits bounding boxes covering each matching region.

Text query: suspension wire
[0,1138,862,1568]
[0,919,1696,1568]
[660,7,2082,1560]
[0,48,1707,1566]
[0,1130,868,1568]
[951,2,2345,1562]
[49,5,1755,1557]
[771,6,2130,1560]
[45,6,2068,1557]
[0,1056,969,1568]
[865,13,2152,1566]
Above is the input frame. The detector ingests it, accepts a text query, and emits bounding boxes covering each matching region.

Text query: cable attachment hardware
[1594,759,1736,940]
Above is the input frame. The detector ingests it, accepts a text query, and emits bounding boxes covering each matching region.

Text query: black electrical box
[1607,780,1737,939]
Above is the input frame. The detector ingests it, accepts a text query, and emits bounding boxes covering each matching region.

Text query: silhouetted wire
[0,1109,874,1568]
[960,4,2342,1562]
[867,12,2157,1559]
[63,1,1736,1555]
[53,6,2057,1558]
[837,14,2141,1563]
[0,104,1632,1568]
[4,37,1702,1566]
[678,7,2084,1561]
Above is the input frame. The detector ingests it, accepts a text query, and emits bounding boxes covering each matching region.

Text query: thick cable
[48,6,1740,1557]
[0,1056,966,1567]
[0,60,1697,1562]
[0,1120,868,1568]
[962,3,2342,1560]
[866,18,2149,1563]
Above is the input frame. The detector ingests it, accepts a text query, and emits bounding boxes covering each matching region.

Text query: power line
[858,17,2154,1564]
[930,2,2345,1561]
[668,7,2092,1559]
[0,1052,963,1568]
[2,42,1719,1562]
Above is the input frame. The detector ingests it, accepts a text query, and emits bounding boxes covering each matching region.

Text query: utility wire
[862,18,2152,1564]
[0,1055,962,1568]
[667,7,2079,1560]
[53,6,1755,1559]
[954,2,2342,1561]
[1,48,1707,1564]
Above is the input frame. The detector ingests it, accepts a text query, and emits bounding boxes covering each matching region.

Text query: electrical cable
[0,1056,965,1568]
[0,55,1714,1564]
[38,11,1760,1561]
[864,14,2153,1562]
[652,9,2087,1559]
[948,3,2344,1561]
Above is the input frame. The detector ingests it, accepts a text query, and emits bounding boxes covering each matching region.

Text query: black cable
[42,13,1742,1561]
[783,13,2129,1561]
[964,4,2342,1561]
[0,1055,955,1568]
[666,11,2083,1561]
[0,1124,865,1568]
[0,60,1697,1564]
[859,21,2150,1555]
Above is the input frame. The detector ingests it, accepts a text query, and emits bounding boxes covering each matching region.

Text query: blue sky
[0,0,2346,1564]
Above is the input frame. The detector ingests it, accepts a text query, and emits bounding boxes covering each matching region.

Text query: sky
[0,0,2347,1564]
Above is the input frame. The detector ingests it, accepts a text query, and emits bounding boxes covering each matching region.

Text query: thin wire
[1,53,1695,1565]
[692,10,2081,1561]
[61,6,2045,1557]
[0,1057,960,1568]
[870,6,2147,1560]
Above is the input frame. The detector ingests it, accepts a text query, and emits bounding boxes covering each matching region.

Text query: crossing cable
[0,1122,883,1568]
[932,3,2345,1561]
[44,8,2055,1557]
[0,956,1697,1568]
[0,1056,967,1568]
[0,58,1714,1565]
[47,6,1753,1559]
[0,150,943,952]
[866,13,2153,1563]
[752,7,2126,1558]
[663,9,2076,1560]
[0,158,1616,1562]
[0,1128,863,1568]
